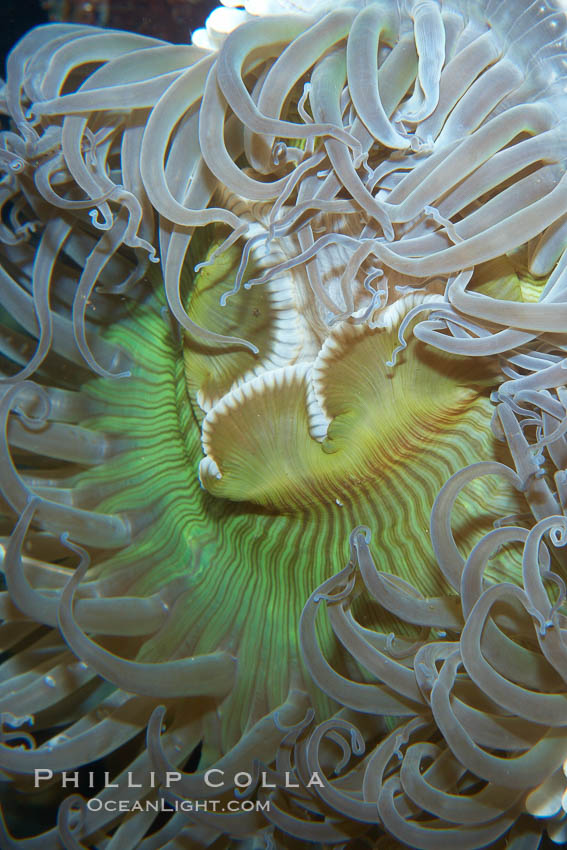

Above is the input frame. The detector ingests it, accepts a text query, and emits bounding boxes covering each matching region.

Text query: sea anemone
[1,0,567,847]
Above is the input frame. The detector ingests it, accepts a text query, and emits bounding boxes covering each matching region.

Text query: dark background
[0,2,563,848]
[0,0,218,71]
[1,0,47,70]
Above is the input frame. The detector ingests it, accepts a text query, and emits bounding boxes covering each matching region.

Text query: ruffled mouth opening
[0,1,567,848]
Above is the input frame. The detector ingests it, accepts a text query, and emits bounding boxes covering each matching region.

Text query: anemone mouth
[1,1,567,848]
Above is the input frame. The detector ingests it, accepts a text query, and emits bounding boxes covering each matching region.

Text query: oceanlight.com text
[86,798,272,814]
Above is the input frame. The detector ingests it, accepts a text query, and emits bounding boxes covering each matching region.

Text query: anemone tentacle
[1,1,567,847]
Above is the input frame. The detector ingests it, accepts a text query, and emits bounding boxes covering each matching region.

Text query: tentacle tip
[551,528,567,547]
[271,142,287,167]
[386,354,398,368]
[194,258,213,273]
[539,619,554,636]
[350,525,371,546]
[88,209,111,230]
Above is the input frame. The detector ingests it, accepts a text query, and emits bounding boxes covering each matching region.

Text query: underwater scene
[1,0,567,847]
